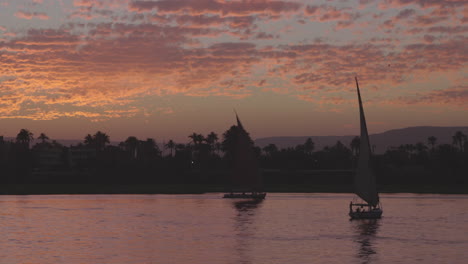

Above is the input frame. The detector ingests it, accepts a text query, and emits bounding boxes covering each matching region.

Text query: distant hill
[254,126,468,154]
[2,138,119,147]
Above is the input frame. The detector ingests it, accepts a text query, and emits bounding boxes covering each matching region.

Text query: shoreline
[0,183,467,195]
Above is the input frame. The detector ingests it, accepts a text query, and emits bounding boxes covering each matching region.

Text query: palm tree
[303,138,315,155]
[84,134,94,146]
[16,129,34,147]
[84,131,110,151]
[51,140,62,148]
[215,142,222,155]
[205,132,218,153]
[350,136,360,156]
[38,133,49,144]
[415,142,428,155]
[406,144,416,156]
[452,131,467,152]
[188,133,204,146]
[124,136,139,159]
[165,140,176,157]
[93,131,110,151]
[427,136,437,150]
[262,143,278,156]
[176,143,187,152]
[140,138,160,160]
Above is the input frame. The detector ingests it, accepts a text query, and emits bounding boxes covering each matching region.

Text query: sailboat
[223,113,266,199]
[349,77,383,219]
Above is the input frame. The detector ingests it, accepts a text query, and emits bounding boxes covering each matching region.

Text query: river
[0,193,466,263]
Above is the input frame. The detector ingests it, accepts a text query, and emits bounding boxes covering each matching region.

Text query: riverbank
[0,183,466,195]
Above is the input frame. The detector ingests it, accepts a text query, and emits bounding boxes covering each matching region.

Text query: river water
[0,193,466,263]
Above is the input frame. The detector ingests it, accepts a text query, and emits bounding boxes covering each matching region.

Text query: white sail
[354,77,379,206]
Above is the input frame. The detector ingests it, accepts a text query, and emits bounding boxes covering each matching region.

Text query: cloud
[304,4,360,30]
[15,11,49,20]
[175,14,256,30]
[129,0,302,16]
[304,5,355,22]
[0,0,466,121]
[304,5,319,15]
[427,25,468,34]
[382,0,466,9]
[384,85,468,109]
[263,35,467,109]
[395,8,416,20]
[414,13,449,26]
[0,21,266,120]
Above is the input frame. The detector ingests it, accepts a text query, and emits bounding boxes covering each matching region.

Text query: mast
[354,77,379,206]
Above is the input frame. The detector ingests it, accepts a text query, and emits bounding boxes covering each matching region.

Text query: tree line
[0,127,466,186]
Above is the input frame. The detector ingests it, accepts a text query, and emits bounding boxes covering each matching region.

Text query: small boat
[223,113,266,199]
[349,77,383,219]
[223,192,266,199]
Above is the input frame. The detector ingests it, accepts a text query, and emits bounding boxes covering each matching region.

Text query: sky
[0,0,466,143]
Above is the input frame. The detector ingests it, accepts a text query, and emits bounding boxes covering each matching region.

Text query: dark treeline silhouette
[0,128,466,191]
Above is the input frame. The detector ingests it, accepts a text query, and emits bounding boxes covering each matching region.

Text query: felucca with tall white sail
[223,112,266,199]
[349,77,382,219]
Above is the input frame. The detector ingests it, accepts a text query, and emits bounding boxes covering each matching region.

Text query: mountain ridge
[254,126,468,154]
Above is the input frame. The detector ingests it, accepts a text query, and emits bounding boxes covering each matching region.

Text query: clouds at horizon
[0,0,466,124]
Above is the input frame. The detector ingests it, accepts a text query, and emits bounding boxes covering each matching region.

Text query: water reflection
[352,219,380,264]
[232,199,264,264]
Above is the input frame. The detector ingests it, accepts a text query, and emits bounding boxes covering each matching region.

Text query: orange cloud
[129,0,302,16]
[0,0,465,122]
[15,11,49,20]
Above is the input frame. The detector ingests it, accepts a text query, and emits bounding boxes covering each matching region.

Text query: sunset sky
[0,0,466,143]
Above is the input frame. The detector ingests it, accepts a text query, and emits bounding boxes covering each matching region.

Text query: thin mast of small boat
[354,77,379,207]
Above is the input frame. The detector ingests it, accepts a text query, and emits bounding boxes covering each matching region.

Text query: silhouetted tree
[165,140,176,157]
[205,132,219,153]
[350,136,360,156]
[415,142,427,154]
[174,143,192,168]
[51,140,63,148]
[215,142,222,155]
[176,143,188,152]
[452,131,467,152]
[314,141,353,169]
[84,131,110,151]
[399,144,416,159]
[262,143,278,156]
[16,129,34,148]
[38,133,49,144]
[427,136,437,150]
[189,133,204,146]
[84,134,94,146]
[94,131,110,151]
[303,138,315,155]
[414,142,429,164]
[139,138,161,160]
[124,136,139,159]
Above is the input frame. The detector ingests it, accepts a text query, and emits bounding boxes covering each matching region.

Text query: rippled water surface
[0,193,467,263]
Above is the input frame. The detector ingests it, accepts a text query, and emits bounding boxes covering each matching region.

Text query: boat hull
[223,192,266,199]
[349,209,382,219]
